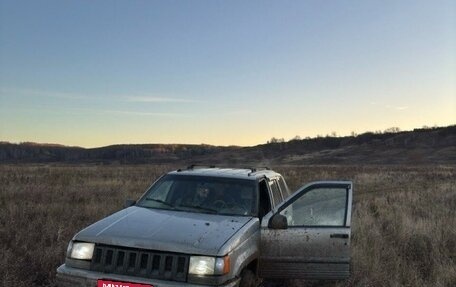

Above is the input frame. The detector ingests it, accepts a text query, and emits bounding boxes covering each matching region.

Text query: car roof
[168,167,281,181]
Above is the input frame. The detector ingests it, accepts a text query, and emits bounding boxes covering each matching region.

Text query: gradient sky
[0,0,455,147]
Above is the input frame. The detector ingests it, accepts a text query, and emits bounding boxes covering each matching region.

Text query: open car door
[259,181,353,280]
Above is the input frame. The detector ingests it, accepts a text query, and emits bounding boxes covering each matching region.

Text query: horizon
[1,123,453,149]
[1,1,455,147]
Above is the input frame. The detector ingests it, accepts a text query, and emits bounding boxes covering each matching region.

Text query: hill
[1,125,455,165]
[202,125,456,165]
[0,143,236,164]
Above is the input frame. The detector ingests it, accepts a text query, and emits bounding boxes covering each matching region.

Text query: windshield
[137,175,257,216]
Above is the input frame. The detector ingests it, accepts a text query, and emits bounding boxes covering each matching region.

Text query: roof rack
[178,164,216,171]
[248,166,270,176]
[175,165,271,176]
[177,165,210,172]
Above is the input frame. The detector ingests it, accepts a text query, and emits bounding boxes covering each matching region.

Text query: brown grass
[0,164,455,286]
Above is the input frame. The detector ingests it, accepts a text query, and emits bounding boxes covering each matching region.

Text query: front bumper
[56,264,241,287]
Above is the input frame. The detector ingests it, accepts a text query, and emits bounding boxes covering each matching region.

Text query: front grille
[90,244,189,282]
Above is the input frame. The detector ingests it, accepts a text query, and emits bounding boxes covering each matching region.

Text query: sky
[0,0,455,148]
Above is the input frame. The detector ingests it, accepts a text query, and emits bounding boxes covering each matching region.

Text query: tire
[239,269,257,287]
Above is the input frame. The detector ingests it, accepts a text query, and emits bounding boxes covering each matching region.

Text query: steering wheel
[213,200,227,209]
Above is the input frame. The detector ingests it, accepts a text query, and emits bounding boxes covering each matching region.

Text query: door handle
[330,233,349,239]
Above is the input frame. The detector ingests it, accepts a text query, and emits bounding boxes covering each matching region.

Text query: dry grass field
[0,164,455,286]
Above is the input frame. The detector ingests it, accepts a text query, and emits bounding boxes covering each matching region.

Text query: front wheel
[239,269,257,287]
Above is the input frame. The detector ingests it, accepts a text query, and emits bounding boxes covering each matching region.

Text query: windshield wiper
[179,204,218,214]
[145,198,175,209]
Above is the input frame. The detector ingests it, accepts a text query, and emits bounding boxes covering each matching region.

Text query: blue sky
[0,0,455,147]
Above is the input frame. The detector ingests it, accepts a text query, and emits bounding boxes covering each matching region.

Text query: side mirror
[268,213,288,229]
[124,199,136,208]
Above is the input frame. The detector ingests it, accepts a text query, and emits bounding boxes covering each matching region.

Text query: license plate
[97,279,153,287]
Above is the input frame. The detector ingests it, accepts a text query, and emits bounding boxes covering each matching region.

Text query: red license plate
[97,279,153,287]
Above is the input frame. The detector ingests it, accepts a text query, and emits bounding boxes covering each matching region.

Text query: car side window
[277,176,290,197]
[269,179,282,206]
[258,180,272,218]
[279,187,348,227]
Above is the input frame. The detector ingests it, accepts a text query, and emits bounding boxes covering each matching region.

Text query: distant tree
[290,135,301,141]
[350,131,357,137]
[267,137,285,144]
[384,127,401,133]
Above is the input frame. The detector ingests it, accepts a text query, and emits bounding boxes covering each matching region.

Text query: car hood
[74,206,252,256]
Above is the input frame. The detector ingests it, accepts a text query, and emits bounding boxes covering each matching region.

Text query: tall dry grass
[277,166,456,287]
[0,164,455,286]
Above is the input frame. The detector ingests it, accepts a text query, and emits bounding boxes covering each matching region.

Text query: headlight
[68,242,95,260]
[66,241,73,258]
[189,256,230,275]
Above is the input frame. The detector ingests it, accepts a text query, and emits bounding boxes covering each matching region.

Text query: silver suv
[56,166,353,287]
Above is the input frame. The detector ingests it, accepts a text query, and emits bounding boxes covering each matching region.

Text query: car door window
[279,187,347,226]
